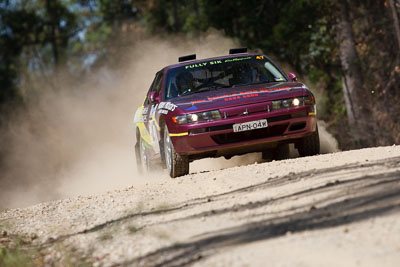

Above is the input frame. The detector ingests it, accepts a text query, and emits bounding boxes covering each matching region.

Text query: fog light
[282,99,290,108]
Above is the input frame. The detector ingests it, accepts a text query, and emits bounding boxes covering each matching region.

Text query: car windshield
[164,56,287,99]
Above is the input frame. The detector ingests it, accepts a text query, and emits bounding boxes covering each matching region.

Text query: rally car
[134,48,319,178]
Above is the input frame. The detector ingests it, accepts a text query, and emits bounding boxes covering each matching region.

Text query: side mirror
[288,72,298,82]
[149,91,159,104]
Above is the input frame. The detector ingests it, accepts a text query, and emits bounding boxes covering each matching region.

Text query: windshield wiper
[232,83,252,88]
[232,80,273,88]
[180,85,230,96]
[197,85,229,92]
[179,86,219,96]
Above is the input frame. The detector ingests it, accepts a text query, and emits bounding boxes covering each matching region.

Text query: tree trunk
[389,0,400,52]
[171,1,181,32]
[46,0,59,68]
[193,0,200,19]
[337,0,372,147]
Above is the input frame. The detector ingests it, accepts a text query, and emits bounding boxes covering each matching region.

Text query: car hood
[168,82,309,113]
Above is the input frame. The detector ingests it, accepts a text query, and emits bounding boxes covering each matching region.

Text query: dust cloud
[0,30,338,210]
[0,31,240,209]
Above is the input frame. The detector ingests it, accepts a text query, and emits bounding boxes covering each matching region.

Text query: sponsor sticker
[158,102,178,115]
[190,87,292,104]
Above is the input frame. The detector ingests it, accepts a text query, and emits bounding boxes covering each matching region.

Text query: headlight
[271,95,314,110]
[272,101,281,110]
[188,114,199,122]
[172,110,222,124]
[282,99,292,108]
[172,115,187,124]
[303,95,315,105]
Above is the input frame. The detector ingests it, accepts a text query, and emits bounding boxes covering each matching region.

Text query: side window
[153,71,163,93]
[144,71,163,105]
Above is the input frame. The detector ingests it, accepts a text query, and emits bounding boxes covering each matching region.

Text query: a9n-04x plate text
[233,119,268,132]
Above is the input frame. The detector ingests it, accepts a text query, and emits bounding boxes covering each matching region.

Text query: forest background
[1,0,400,158]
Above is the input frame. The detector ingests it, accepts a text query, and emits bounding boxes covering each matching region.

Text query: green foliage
[0,7,40,107]
[97,233,113,241]
[0,0,144,112]
[99,0,139,24]
[0,247,35,267]
[148,0,333,74]
[127,225,140,234]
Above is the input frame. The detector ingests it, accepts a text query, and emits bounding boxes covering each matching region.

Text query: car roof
[163,53,263,72]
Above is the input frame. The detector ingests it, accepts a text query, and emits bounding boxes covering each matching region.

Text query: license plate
[233,119,268,132]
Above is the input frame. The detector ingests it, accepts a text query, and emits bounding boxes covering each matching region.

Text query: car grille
[189,111,306,135]
[211,123,289,145]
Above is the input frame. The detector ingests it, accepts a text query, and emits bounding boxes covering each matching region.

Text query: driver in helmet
[175,71,194,95]
[230,64,254,86]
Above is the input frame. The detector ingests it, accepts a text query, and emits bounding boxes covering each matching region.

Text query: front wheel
[297,126,320,157]
[164,127,189,178]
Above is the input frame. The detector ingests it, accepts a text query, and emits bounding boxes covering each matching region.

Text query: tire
[261,149,273,161]
[135,140,142,174]
[273,143,290,160]
[136,137,149,174]
[262,143,290,161]
[297,126,320,157]
[164,127,189,178]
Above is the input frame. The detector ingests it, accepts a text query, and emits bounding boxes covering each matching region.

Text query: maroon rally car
[134,48,319,177]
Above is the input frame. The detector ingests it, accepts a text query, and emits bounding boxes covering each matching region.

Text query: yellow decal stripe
[169,132,188,137]
[153,116,161,131]
[137,122,152,145]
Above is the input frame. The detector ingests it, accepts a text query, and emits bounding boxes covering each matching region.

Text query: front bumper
[170,105,317,157]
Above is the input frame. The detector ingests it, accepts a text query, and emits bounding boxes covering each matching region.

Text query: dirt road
[1,145,400,266]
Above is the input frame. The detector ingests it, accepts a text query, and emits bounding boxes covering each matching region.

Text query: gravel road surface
[1,145,400,266]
